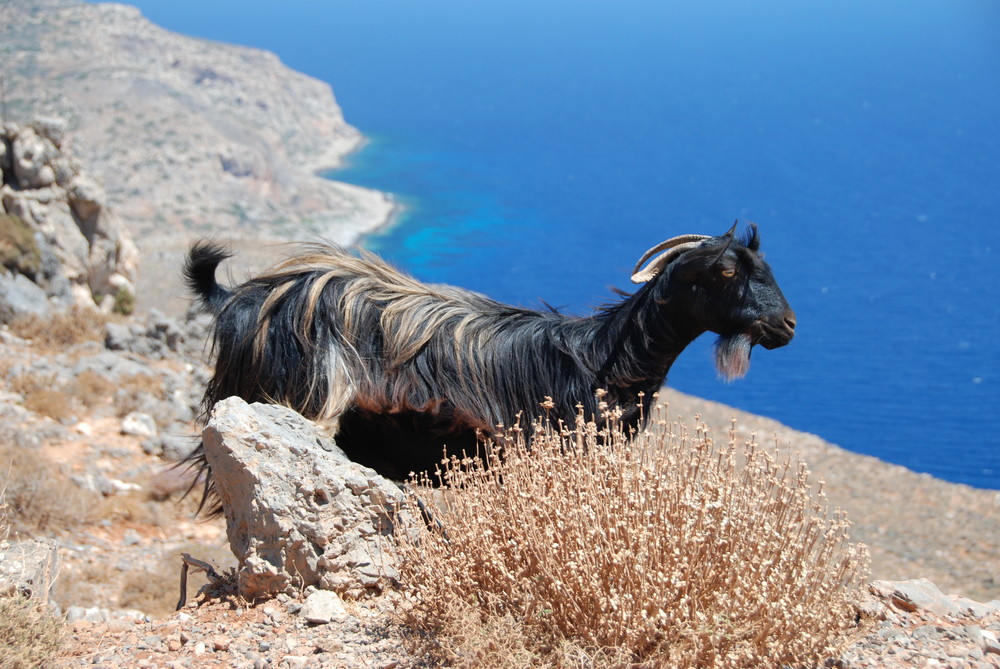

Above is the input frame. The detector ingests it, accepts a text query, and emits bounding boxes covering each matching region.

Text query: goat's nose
[784,311,797,331]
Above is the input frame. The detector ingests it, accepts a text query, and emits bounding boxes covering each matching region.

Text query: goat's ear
[745,223,761,251]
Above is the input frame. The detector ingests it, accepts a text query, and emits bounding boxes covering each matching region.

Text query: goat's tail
[184,241,232,313]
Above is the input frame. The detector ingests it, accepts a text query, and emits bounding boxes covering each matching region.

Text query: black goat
[185,223,795,489]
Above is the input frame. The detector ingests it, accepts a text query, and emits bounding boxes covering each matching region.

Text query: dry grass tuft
[394,397,870,668]
[21,388,75,422]
[71,369,117,408]
[7,371,58,397]
[8,305,110,350]
[9,369,79,421]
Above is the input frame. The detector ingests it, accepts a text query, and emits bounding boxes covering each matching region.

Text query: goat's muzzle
[753,310,796,350]
[715,310,794,381]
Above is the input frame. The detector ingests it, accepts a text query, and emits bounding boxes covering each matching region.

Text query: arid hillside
[3,0,395,312]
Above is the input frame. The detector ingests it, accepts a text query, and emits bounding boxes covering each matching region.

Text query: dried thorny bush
[0,483,65,669]
[394,396,870,668]
[0,593,65,669]
[21,387,75,422]
[0,443,99,534]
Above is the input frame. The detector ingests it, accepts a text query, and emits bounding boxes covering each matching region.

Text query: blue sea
[122,0,999,488]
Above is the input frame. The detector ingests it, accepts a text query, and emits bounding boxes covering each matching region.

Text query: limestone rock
[0,121,139,316]
[11,126,58,188]
[0,269,52,322]
[0,134,8,181]
[202,397,418,599]
[0,538,60,605]
[299,589,349,625]
[871,578,963,617]
[121,411,157,438]
[104,308,211,361]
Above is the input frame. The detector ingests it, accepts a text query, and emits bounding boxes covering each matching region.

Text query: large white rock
[202,397,418,599]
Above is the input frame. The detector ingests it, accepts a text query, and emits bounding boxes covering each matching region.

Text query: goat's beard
[715,334,753,381]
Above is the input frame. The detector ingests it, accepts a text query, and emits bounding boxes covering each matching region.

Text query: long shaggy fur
[185,227,794,506]
[195,244,601,430]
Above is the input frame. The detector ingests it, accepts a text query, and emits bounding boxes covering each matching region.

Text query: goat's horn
[630,234,710,283]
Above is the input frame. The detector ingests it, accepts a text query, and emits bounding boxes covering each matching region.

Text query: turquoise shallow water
[126,0,1000,488]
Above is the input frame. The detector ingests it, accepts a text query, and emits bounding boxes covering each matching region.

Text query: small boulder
[299,589,349,625]
[0,270,52,323]
[11,126,57,188]
[122,411,157,438]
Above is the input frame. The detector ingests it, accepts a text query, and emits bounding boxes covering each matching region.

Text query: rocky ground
[0,305,997,667]
[53,581,1000,668]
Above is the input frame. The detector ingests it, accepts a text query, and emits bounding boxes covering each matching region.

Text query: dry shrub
[120,373,164,397]
[395,397,870,668]
[7,371,57,397]
[21,388,75,422]
[9,370,78,421]
[0,589,64,669]
[8,305,109,349]
[0,212,41,279]
[0,480,65,668]
[71,369,116,408]
[0,444,99,534]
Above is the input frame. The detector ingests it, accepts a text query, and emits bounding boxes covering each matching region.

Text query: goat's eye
[721,268,736,278]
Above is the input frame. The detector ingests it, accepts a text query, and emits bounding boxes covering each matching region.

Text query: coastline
[311,137,409,248]
[131,163,400,316]
[293,132,399,245]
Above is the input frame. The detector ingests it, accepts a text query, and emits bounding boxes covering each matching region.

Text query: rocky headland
[2,0,395,313]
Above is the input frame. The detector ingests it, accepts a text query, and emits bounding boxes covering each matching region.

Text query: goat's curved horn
[630,234,710,283]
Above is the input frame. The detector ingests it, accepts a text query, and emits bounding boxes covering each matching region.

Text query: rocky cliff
[1,119,140,317]
[2,0,393,258]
